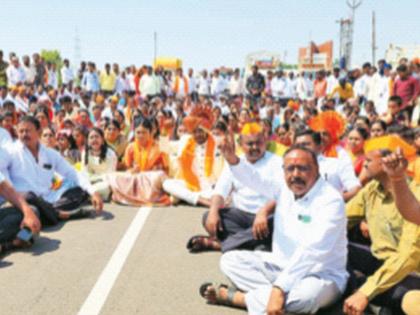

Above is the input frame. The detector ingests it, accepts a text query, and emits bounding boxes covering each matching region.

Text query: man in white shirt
[61,59,74,88]
[22,55,35,85]
[294,129,361,201]
[187,123,282,253]
[187,68,198,101]
[326,68,340,95]
[6,56,26,87]
[271,70,289,105]
[0,169,41,254]
[139,66,159,99]
[163,106,223,207]
[198,70,211,97]
[210,69,226,97]
[228,68,244,97]
[354,63,372,104]
[201,140,347,314]
[0,116,103,225]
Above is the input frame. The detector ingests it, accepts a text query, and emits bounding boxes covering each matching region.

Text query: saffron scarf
[179,136,215,191]
[174,76,189,95]
[133,139,168,172]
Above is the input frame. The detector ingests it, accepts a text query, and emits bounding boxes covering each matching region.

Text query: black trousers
[24,187,89,226]
[347,242,420,314]
[0,207,23,243]
[202,207,273,253]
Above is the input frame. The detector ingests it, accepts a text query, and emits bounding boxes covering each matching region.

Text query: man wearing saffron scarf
[163,105,222,207]
[186,122,282,253]
[172,68,189,99]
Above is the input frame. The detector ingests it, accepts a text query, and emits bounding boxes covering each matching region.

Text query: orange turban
[308,111,346,157]
[183,105,214,133]
[364,135,417,161]
[287,100,300,112]
[240,122,263,135]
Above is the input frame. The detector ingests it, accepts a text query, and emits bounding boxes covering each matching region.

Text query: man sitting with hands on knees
[0,116,103,226]
[0,169,41,255]
[187,122,282,253]
[200,131,348,315]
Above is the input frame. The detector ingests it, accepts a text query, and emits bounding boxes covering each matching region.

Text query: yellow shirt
[346,180,420,300]
[99,71,116,91]
[266,141,288,157]
[330,83,354,100]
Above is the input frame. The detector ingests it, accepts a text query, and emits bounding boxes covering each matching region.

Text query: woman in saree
[104,119,128,168]
[80,128,117,200]
[106,118,171,206]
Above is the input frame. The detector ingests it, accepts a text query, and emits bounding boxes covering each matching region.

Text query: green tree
[40,49,63,85]
[40,49,61,65]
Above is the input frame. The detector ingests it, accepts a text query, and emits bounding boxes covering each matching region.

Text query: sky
[1,0,419,70]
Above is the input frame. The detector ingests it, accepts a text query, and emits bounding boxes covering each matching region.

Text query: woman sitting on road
[80,127,117,200]
[106,118,171,206]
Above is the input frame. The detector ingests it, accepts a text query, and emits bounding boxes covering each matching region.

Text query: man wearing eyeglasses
[200,134,347,315]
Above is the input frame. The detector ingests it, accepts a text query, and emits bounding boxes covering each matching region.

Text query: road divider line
[78,207,152,315]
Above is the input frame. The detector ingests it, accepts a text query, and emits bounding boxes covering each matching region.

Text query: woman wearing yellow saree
[106,118,171,206]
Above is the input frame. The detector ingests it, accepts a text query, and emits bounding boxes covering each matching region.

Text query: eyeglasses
[283,165,312,174]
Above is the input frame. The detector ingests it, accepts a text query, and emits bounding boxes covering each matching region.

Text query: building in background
[298,41,333,73]
[385,44,420,68]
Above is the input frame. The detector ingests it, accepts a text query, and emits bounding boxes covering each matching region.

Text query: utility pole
[372,11,377,65]
[73,27,82,67]
[153,31,157,66]
[346,0,362,69]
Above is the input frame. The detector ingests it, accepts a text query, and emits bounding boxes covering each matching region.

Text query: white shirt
[318,155,360,193]
[230,160,348,293]
[210,76,226,97]
[271,77,288,98]
[214,152,283,214]
[177,135,217,191]
[354,74,371,98]
[61,66,74,85]
[188,76,197,94]
[198,76,211,95]
[139,74,159,96]
[23,65,36,84]
[6,65,26,87]
[326,75,339,95]
[0,141,93,202]
[228,77,244,96]
[115,76,131,95]
[0,127,12,148]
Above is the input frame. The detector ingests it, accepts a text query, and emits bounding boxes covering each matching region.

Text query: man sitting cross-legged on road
[0,116,103,226]
[0,169,41,255]
[200,134,348,315]
[187,122,282,253]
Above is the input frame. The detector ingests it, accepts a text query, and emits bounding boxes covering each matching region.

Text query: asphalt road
[0,204,244,315]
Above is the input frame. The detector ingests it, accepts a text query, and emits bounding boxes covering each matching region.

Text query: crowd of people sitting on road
[0,49,419,314]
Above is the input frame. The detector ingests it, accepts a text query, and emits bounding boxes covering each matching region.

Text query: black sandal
[186,235,219,253]
[199,282,237,306]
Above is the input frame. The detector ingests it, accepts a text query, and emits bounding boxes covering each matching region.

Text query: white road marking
[78,207,152,315]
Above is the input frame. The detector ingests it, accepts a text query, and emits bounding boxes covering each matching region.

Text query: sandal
[199,282,237,307]
[186,235,220,253]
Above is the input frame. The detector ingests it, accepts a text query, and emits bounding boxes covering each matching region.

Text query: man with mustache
[294,129,361,201]
[0,116,103,225]
[344,136,420,315]
[200,134,347,315]
[187,122,282,253]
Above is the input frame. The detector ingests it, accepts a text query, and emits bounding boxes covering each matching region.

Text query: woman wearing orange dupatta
[106,118,171,206]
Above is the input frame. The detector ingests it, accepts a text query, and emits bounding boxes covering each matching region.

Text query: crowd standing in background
[0,49,419,315]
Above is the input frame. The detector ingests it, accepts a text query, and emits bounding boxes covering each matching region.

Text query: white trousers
[220,251,341,315]
[162,179,212,205]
